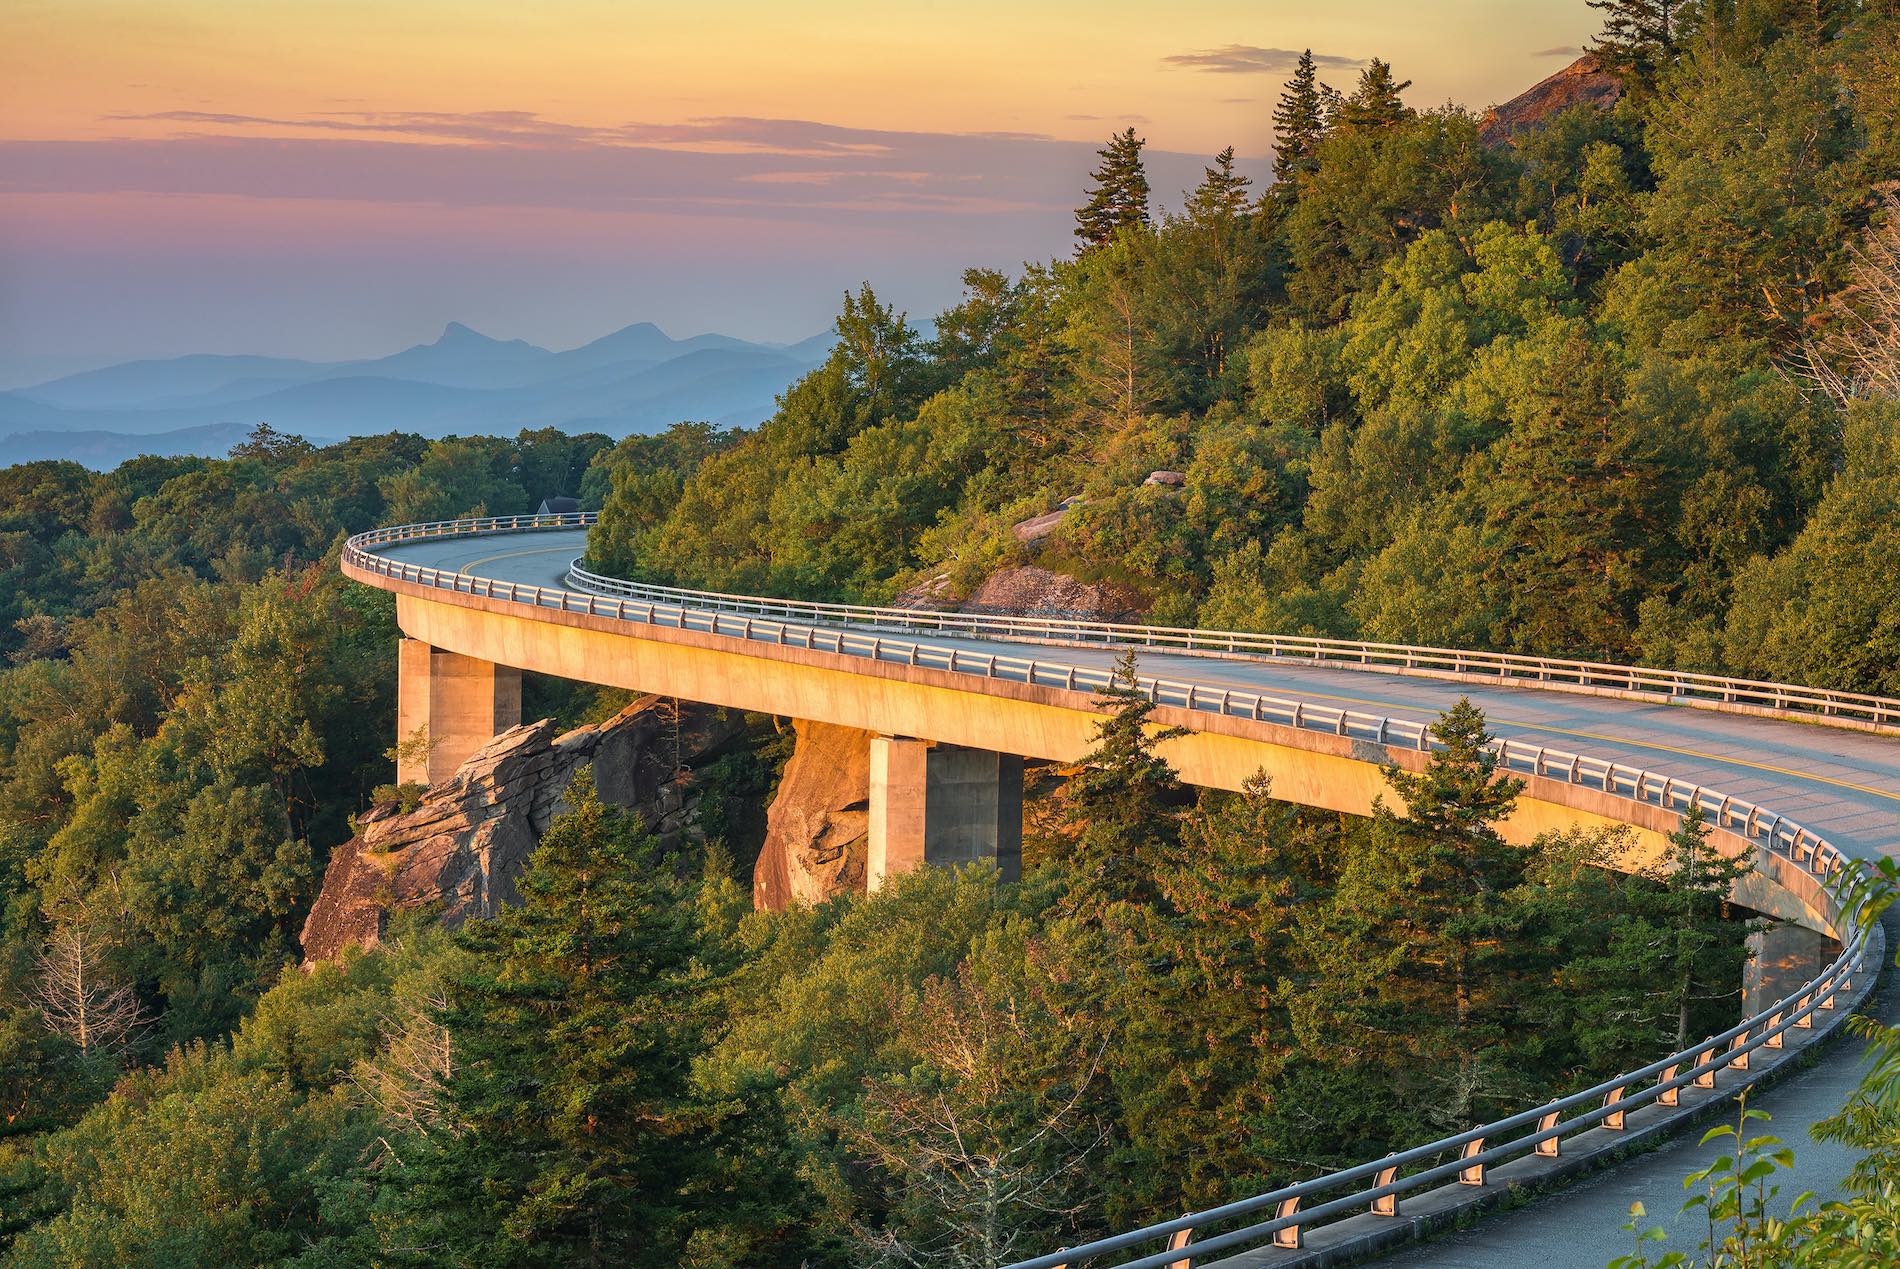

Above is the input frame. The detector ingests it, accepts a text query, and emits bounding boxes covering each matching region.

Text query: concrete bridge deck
[348,522,1899,1268]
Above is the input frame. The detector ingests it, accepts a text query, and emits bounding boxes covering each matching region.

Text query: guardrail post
[1603,1086,1627,1131]
[1657,1065,1680,1107]
[1272,1198,1303,1250]
[1765,1013,1784,1049]
[1535,1111,1560,1157]
[1795,995,1813,1028]
[1371,1156,1401,1214]
[1459,1139,1486,1186]
[1694,1040,1718,1088]
[1727,1034,1751,1071]
[1165,1225,1193,1269]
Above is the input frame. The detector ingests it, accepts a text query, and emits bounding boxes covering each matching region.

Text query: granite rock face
[752,718,872,911]
[1480,54,1623,145]
[300,696,743,963]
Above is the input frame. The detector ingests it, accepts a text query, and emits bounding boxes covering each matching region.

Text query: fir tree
[1587,0,1682,82]
[1656,805,1754,1049]
[1185,146,1253,222]
[381,769,720,1266]
[1074,127,1152,253]
[1056,651,1185,920]
[1270,50,1329,193]
[1332,58,1413,132]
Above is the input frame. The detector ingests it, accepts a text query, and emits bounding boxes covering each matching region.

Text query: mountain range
[1,321,837,468]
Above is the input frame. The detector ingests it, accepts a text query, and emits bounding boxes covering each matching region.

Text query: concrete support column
[867,737,1022,891]
[396,638,522,786]
[1742,921,1838,1018]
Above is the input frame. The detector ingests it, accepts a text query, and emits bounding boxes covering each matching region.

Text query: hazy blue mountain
[4,320,842,466]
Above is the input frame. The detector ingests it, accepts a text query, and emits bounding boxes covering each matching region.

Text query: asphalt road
[373,527,1900,1267]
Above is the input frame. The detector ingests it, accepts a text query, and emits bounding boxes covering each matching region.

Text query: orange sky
[0,0,1597,375]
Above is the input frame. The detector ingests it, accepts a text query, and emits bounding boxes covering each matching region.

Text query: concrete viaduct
[344,513,1893,1269]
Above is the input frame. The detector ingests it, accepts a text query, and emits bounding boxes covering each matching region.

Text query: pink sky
[0,1,1596,382]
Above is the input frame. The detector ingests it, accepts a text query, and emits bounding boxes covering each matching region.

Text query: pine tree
[1270,50,1329,193]
[1332,58,1413,132]
[1055,651,1185,920]
[1074,127,1152,253]
[1185,146,1253,222]
[1587,0,1682,82]
[1656,805,1754,1049]
[381,769,720,1266]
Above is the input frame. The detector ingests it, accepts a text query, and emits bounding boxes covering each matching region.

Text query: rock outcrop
[301,696,743,963]
[962,565,1143,621]
[752,718,871,911]
[1480,54,1623,145]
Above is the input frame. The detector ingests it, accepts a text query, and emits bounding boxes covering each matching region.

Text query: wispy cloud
[12,109,1258,226]
[1531,45,1583,57]
[1161,45,1363,75]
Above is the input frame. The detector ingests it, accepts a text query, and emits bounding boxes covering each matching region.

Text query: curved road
[371,527,1900,1266]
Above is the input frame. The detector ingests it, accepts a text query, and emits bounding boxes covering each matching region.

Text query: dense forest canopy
[1,0,1899,1264]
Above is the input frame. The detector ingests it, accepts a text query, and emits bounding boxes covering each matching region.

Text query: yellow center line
[1192,680,1900,804]
[454,544,577,575]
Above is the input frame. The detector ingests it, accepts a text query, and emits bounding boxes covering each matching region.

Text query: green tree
[375,769,721,1266]
[1053,652,1186,923]
[1332,59,1413,132]
[1271,50,1330,196]
[1074,127,1152,252]
[1588,0,1683,83]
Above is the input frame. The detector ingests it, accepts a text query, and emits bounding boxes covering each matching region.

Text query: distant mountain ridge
[3,320,837,467]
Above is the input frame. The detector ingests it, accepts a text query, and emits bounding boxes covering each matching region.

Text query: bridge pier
[1743,921,1836,1018]
[396,638,522,786]
[867,737,1022,891]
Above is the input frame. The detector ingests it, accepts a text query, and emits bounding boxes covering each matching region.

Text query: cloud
[11,110,1260,227]
[1161,45,1363,75]
[1531,45,1583,57]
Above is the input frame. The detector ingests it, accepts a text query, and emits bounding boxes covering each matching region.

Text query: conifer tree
[1185,146,1253,222]
[1055,651,1185,920]
[1270,50,1329,193]
[382,769,720,1266]
[1332,58,1413,132]
[1588,0,1682,82]
[1656,805,1754,1049]
[1074,127,1152,253]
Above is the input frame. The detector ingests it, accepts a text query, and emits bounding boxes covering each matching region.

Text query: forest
[3,0,1900,1264]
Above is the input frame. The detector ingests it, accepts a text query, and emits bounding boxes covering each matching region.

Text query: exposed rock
[752,718,871,911]
[893,572,956,610]
[1012,508,1071,543]
[962,565,1143,621]
[1480,54,1623,146]
[1143,470,1185,488]
[300,696,744,963]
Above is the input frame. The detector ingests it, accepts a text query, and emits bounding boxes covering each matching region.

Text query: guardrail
[341,514,1884,1268]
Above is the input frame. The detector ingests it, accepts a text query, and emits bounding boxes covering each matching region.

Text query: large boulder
[752,718,871,911]
[962,565,1143,621]
[300,696,744,963]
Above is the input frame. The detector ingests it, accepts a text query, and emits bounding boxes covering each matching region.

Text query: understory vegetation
[2,0,1900,1263]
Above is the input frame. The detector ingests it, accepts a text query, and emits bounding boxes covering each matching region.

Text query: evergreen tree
[1055,651,1185,921]
[1588,0,1682,83]
[1185,146,1253,222]
[1074,127,1152,253]
[1270,50,1329,194]
[1287,700,1539,1131]
[1655,806,1754,1049]
[1332,59,1413,132]
[379,770,720,1266]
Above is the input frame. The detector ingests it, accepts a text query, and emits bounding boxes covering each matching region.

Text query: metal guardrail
[341,514,1882,1268]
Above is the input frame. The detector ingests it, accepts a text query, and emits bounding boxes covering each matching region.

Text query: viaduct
[345,513,1891,1269]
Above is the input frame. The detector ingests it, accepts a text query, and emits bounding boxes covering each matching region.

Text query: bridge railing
[341,515,1883,1266]
[557,558,1900,735]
